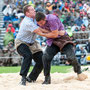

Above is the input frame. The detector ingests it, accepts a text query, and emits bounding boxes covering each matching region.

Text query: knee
[24,53,32,60]
[71,60,77,65]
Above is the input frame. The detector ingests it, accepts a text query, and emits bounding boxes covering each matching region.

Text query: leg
[27,51,43,82]
[17,43,32,85]
[61,44,81,74]
[42,44,59,84]
[62,44,87,81]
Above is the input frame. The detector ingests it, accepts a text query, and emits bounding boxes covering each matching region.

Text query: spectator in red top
[6,24,15,33]
[65,2,70,12]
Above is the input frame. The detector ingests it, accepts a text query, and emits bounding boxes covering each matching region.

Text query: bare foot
[77,73,88,81]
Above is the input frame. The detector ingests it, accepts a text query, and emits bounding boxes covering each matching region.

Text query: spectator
[3,13,11,28]
[3,5,12,16]
[52,3,57,10]
[71,24,80,31]
[46,2,53,12]
[29,1,35,8]
[11,13,16,20]
[85,37,90,53]
[35,1,44,13]
[0,44,3,50]
[45,9,51,14]
[3,27,14,46]
[82,17,89,27]
[66,26,73,37]
[88,24,90,30]
[75,45,81,64]
[12,16,19,22]
[13,28,19,39]
[6,24,15,33]
[81,24,86,31]
[65,13,72,25]
[2,3,7,11]
[75,16,83,27]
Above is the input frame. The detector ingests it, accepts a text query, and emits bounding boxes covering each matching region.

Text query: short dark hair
[23,5,31,15]
[35,12,45,22]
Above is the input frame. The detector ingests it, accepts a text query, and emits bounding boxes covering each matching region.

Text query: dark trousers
[42,44,81,76]
[17,43,43,81]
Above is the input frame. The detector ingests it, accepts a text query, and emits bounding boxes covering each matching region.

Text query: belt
[28,43,34,46]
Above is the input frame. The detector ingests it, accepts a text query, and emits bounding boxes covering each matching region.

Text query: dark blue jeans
[17,43,43,81]
[42,44,81,76]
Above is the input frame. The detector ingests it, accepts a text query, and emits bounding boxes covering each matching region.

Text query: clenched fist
[58,30,65,36]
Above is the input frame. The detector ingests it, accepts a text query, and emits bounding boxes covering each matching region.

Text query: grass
[0,66,72,74]
[51,66,72,73]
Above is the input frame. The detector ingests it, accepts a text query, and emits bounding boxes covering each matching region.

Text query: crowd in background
[0,0,90,66]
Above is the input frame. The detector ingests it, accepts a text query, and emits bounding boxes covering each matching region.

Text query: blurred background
[0,0,90,67]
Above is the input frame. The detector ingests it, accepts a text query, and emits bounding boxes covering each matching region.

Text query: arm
[33,28,45,36]
[38,27,50,33]
[42,29,58,38]
[34,28,58,38]
[35,27,66,37]
[34,28,65,38]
